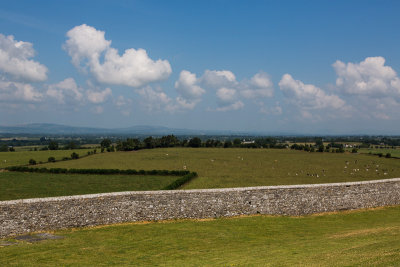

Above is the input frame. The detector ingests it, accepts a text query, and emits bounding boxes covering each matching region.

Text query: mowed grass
[0,172,178,201]
[0,149,94,168]
[1,206,399,266]
[39,148,400,189]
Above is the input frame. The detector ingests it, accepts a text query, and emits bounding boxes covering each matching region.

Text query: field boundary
[1,178,400,238]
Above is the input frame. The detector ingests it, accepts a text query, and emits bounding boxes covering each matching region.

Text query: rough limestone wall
[1,178,400,238]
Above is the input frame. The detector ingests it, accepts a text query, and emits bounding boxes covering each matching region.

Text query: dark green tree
[100,138,112,149]
[224,140,233,148]
[143,136,155,149]
[71,152,79,159]
[0,144,8,152]
[159,135,179,147]
[233,138,241,147]
[48,141,59,150]
[318,145,324,152]
[188,137,202,148]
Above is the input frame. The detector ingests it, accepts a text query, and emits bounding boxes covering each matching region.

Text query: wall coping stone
[2,177,400,205]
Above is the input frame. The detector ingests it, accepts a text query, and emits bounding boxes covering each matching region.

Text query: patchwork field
[37,148,400,189]
[0,149,94,168]
[0,172,179,201]
[1,206,399,266]
[1,147,400,266]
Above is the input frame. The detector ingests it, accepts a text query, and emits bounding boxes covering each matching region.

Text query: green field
[38,148,400,189]
[0,172,178,201]
[1,206,399,266]
[0,149,94,168]
[359,147,400,157]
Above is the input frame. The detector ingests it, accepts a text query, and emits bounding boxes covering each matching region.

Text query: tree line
[99,135,290,152]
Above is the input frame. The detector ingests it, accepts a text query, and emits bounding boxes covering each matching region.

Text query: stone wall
[1,178,400,238]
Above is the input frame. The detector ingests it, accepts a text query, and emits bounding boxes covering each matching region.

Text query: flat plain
[37,148,400,189]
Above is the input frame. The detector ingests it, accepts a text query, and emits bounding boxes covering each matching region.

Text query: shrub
[29,159,36,165]
[386,153,391,158]
[62,157,70,161]
[318,145,324,152]
[71,152,79,159]
[352,148,358,153]
[48,156,56,162]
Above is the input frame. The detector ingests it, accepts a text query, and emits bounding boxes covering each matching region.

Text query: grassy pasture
[0,149,93,168]
[1,206,399,266]
[359,147,400,157]
[0,172,178,201]
[38,148,400,189]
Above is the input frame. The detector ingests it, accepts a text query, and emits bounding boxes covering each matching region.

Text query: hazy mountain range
[0,123,257,136]
[0,123,393,136]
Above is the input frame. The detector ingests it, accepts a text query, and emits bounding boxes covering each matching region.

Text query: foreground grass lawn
[39,148,400,189]
[0,149,94,168]
[1,206,399,266]
[0,172,179,201]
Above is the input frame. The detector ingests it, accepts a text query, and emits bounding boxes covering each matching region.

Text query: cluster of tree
[290,143,345,153]
[39,141,82,151]
[101,135,188,151]
[2,133,400,150]
[0,144,14,152]
[100,136,293,152]
[362,137,400,147]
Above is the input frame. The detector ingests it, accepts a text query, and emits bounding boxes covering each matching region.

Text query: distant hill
[0,123,248,136]
[0,123,109,135]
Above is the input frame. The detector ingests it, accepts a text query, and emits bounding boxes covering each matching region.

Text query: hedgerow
[162,172,198,190]
[5,166,190,176]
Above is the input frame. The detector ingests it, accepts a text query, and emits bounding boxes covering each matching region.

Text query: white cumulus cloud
[86,87,112,104]
[216,87,237,103]
[215,87,244,111]
[216,101,244,111]
[175,70,205,100]
[333,56,400,98]
[0,80,43,102]
[64,24,172,87]
[46,78,83,104]
[201,70,237,88]
[200,69,274,112]
[240,71,274,99]
[136,85,176,112]
[0,34,47,82]
[279,74,346,110]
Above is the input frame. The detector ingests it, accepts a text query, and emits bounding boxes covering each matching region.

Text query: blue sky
[1,0,400,134]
